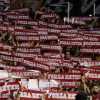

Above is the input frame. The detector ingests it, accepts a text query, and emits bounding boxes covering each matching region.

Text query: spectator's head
[92,86,100,94]
[75,92,88,100]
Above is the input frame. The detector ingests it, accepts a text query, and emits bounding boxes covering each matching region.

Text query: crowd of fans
[0,6,99,100]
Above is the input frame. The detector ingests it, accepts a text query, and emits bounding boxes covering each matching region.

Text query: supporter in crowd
[92,85,100,100]
[29,7,35,20]
[55,66,60,73]
[15,94,20,100]
[2,14,7,21]
[7,92,14,100]
[41,93,48,100]
[80,73,90,94]
[31,41,40,48]
[35,7,45,20]
[75,92,88,100]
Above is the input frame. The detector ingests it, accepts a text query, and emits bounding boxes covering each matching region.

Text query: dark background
[2,0,99,17]
[43,0,100,16]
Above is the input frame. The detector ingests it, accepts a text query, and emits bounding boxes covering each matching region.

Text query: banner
[80,48,100,53]
[10,71,40,78]
[40,45,61,51]
[39,21,72,29]
[0,83,19,93]
[61,37,99,42]
[40,35,58,40]
[60,41,82,46]
[7,14,29,20]
[80,61,100,67]
[16,20,38,26]
[15,30,38,35]
[43,53,62,59]
[23,60,50,71]
[88,73,100,80]
[19,92,77,100]
[0,51,38,58]
[0,55,24,62]
[60,81,80,88]
[0,51,49,71]
[60,33,77,37]
[41,13,58,18]
[47,73,100,80]
[16,35,39,41]
[48,92,76,100]
[60,41,100,46]
[16,48,40,53]
[2,65,25,71]
[47,74,81,80]
[35,56,62,63]
[70,57,92,62]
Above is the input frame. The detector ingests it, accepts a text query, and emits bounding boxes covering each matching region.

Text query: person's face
[93,86,100,93]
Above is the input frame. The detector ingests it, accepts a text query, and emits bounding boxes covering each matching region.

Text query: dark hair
[75,92,88,100]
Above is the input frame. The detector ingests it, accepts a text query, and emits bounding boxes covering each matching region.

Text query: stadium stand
[0,7,99,100]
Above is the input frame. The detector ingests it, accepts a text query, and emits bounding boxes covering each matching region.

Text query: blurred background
[9,0,100,16]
